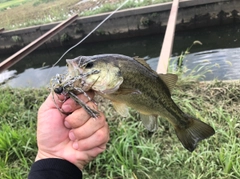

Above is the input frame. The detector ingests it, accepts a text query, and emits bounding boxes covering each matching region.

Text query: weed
[95,29,106,36]
[140,17,150,26]
[167,40,214,84]
[60,32,71,43]
[11,35,22,43]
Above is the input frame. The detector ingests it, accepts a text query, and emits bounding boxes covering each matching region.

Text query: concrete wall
[0,0,240,54]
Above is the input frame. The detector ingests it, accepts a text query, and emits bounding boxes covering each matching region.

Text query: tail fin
[175,116,215,152]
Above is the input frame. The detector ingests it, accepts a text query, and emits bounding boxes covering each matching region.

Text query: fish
[63,54,215,152]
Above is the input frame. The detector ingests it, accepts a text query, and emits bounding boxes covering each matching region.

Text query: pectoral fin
[112,101,129,117]
[140,114,158,132]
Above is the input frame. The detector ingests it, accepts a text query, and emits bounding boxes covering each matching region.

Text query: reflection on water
[1,23,240,87]
[184,49,240,80]
[0,70,17,84]
[147,48,240,81]
[5,66,67,88]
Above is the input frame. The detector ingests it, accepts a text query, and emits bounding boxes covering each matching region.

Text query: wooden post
[156,0,179,74]
[0,14,78,73]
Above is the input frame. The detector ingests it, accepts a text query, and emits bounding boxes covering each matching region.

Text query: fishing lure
[50,69,100,118]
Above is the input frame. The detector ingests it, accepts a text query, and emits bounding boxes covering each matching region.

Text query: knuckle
[98,113,107,124]
[65,116,78,127]
[95,146,106,156]
[78,141,88,151]
[99,118,106,126]
[96,129,108,142]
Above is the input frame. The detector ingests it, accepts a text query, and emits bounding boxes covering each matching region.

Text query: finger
[61,91,95,113]
[69,112,106,141]
[71,144,107,170]
[64,101,97,129]
[86,144,107,158]
[76,144,107,161]
[72,119,110,151]
[39,92,67,114]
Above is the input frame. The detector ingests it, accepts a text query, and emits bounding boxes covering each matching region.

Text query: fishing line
[51,0,129,68]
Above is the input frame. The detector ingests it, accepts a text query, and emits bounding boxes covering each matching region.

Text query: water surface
[1,23,240,87]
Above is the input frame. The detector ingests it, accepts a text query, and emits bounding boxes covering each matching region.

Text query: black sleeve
[28,158,82,179]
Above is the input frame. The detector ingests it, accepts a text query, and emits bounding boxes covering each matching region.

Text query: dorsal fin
[133,57,178,93]
[133,57,154,71]
[158,73,178,93]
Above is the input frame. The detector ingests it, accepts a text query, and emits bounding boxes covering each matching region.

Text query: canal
[1,23,240,87]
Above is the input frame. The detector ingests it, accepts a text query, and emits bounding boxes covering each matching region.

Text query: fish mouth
[66,57,96,91]
[66,58,84,75]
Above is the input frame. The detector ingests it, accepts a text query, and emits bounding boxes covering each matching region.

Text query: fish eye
[54,86,63,94]
[85,62,94,68]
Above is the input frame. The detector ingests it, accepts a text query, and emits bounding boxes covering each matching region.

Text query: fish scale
[114,56,179,118]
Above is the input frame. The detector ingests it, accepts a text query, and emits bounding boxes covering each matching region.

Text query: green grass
[0,88,46,178]
[82,0,172,16]
[0,0,80,29]
[0,79,239,178]
[0,0,29,11]
[0,0,172,30]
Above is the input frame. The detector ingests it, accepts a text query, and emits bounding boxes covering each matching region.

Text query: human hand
[35,91,109,170]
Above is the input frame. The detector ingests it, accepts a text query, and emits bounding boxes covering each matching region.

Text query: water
[148,48,240,80]
[1,23,240,88]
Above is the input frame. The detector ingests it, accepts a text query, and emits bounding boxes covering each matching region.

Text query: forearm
[28,158,82,179]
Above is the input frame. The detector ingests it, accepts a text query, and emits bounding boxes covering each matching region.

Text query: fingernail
[62,105,72,112]
[69,131,76,141]
[64,121,71,129]
[73,141,78,150]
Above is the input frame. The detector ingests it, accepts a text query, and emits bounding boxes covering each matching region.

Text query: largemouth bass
[64,54,215,152]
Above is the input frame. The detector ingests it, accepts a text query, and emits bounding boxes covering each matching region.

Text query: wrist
[35,150,85,170]
[35,150,61,162]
